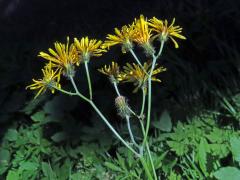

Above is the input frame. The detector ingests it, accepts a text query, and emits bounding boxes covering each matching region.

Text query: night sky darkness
[0,0,240,136]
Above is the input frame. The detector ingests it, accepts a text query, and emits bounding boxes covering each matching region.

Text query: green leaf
[230,136,240,162]
[0,149,10,174]
[71,172,82,180]
[104,162,123,172]
[154,151,168,169]
[6,170,20,180]
[5,129,18,141]
[0,149,10,165]
[167,141,187,156]
[214,167,240,180]
[197,138,209,176]
[31,111,45,122]
[153,110,172,132]
[19,161,39,171]
[116,153,127,170]
[41,162,57,180]
[51,132,67,143]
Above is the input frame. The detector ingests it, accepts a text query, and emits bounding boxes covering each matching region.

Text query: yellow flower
[132,15,154,54]
[122,62,166,92]
[26,62,61,99]
[149,17,186,48]
[38,37,78,77]
[74,36,106,62]
[102,24,136,53]
[98,61,125,83]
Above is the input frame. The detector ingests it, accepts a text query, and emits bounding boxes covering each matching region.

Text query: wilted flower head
[26,62,61,99]
[149,17,186,48]
[74,36,106,62]
[38,37,78,77]
[98,61,125,83]
[122,62,166,93]
[102,24,136,53]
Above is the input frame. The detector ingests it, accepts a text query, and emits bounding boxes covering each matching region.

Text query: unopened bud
[115,96,131,118]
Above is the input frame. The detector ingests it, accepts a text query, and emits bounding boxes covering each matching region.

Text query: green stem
[53,86,77,96]
[129,49,149,76]
[69,76,90,102]
[113,82,121,96]
[140,87,146,119]
[89,101,139,156]
[156,41,164,58]
[143,41,164,145]
[140,119,157,180]
[84,61,93,100]
[68,77,139,156]
[146,142,157,180]
[126,115,138,147]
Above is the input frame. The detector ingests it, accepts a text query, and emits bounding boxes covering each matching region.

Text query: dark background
[0,0,240,137]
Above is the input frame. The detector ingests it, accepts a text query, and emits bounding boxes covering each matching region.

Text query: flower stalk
[84,61,93,99]
[27,15,186,179]
[68,76,139,156]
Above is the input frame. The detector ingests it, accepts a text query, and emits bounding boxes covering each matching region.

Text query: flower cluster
[27,14,185,98]
[27,36,105,98]
[102,15,186,54]
[98,61,166,93]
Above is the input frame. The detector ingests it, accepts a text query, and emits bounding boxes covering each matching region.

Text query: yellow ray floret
[122,62,166,92]
[74,36,106,61]
[132,15,153,45]
[26,62,61,99]
[98,61,126,82]
[149,17,186,48]
[102,24,136,52]
[38,37,79,70]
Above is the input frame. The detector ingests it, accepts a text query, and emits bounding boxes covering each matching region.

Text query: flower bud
[115,96,131,118]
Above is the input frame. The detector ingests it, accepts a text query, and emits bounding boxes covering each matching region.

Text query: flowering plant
[27,14,186,179]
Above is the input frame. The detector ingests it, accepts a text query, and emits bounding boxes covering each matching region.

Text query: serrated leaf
[51,132,67,143]
[214,167,240,180]
[153,110,172,132]
[5,129,18,141]
[167,141,186,156]
[230,136,240,162]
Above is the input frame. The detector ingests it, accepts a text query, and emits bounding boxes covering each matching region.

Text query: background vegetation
[0,0,240,179]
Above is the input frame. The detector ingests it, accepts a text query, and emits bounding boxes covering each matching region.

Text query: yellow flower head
[74,36,106,62]
[26,62,61,99]
[38,37,79,73]
[132,15,154,54]
[98,61,125,83]
[133,15,152,44]
[102,24,136,53]
[149,17,186,48]
[122,62,166,93]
